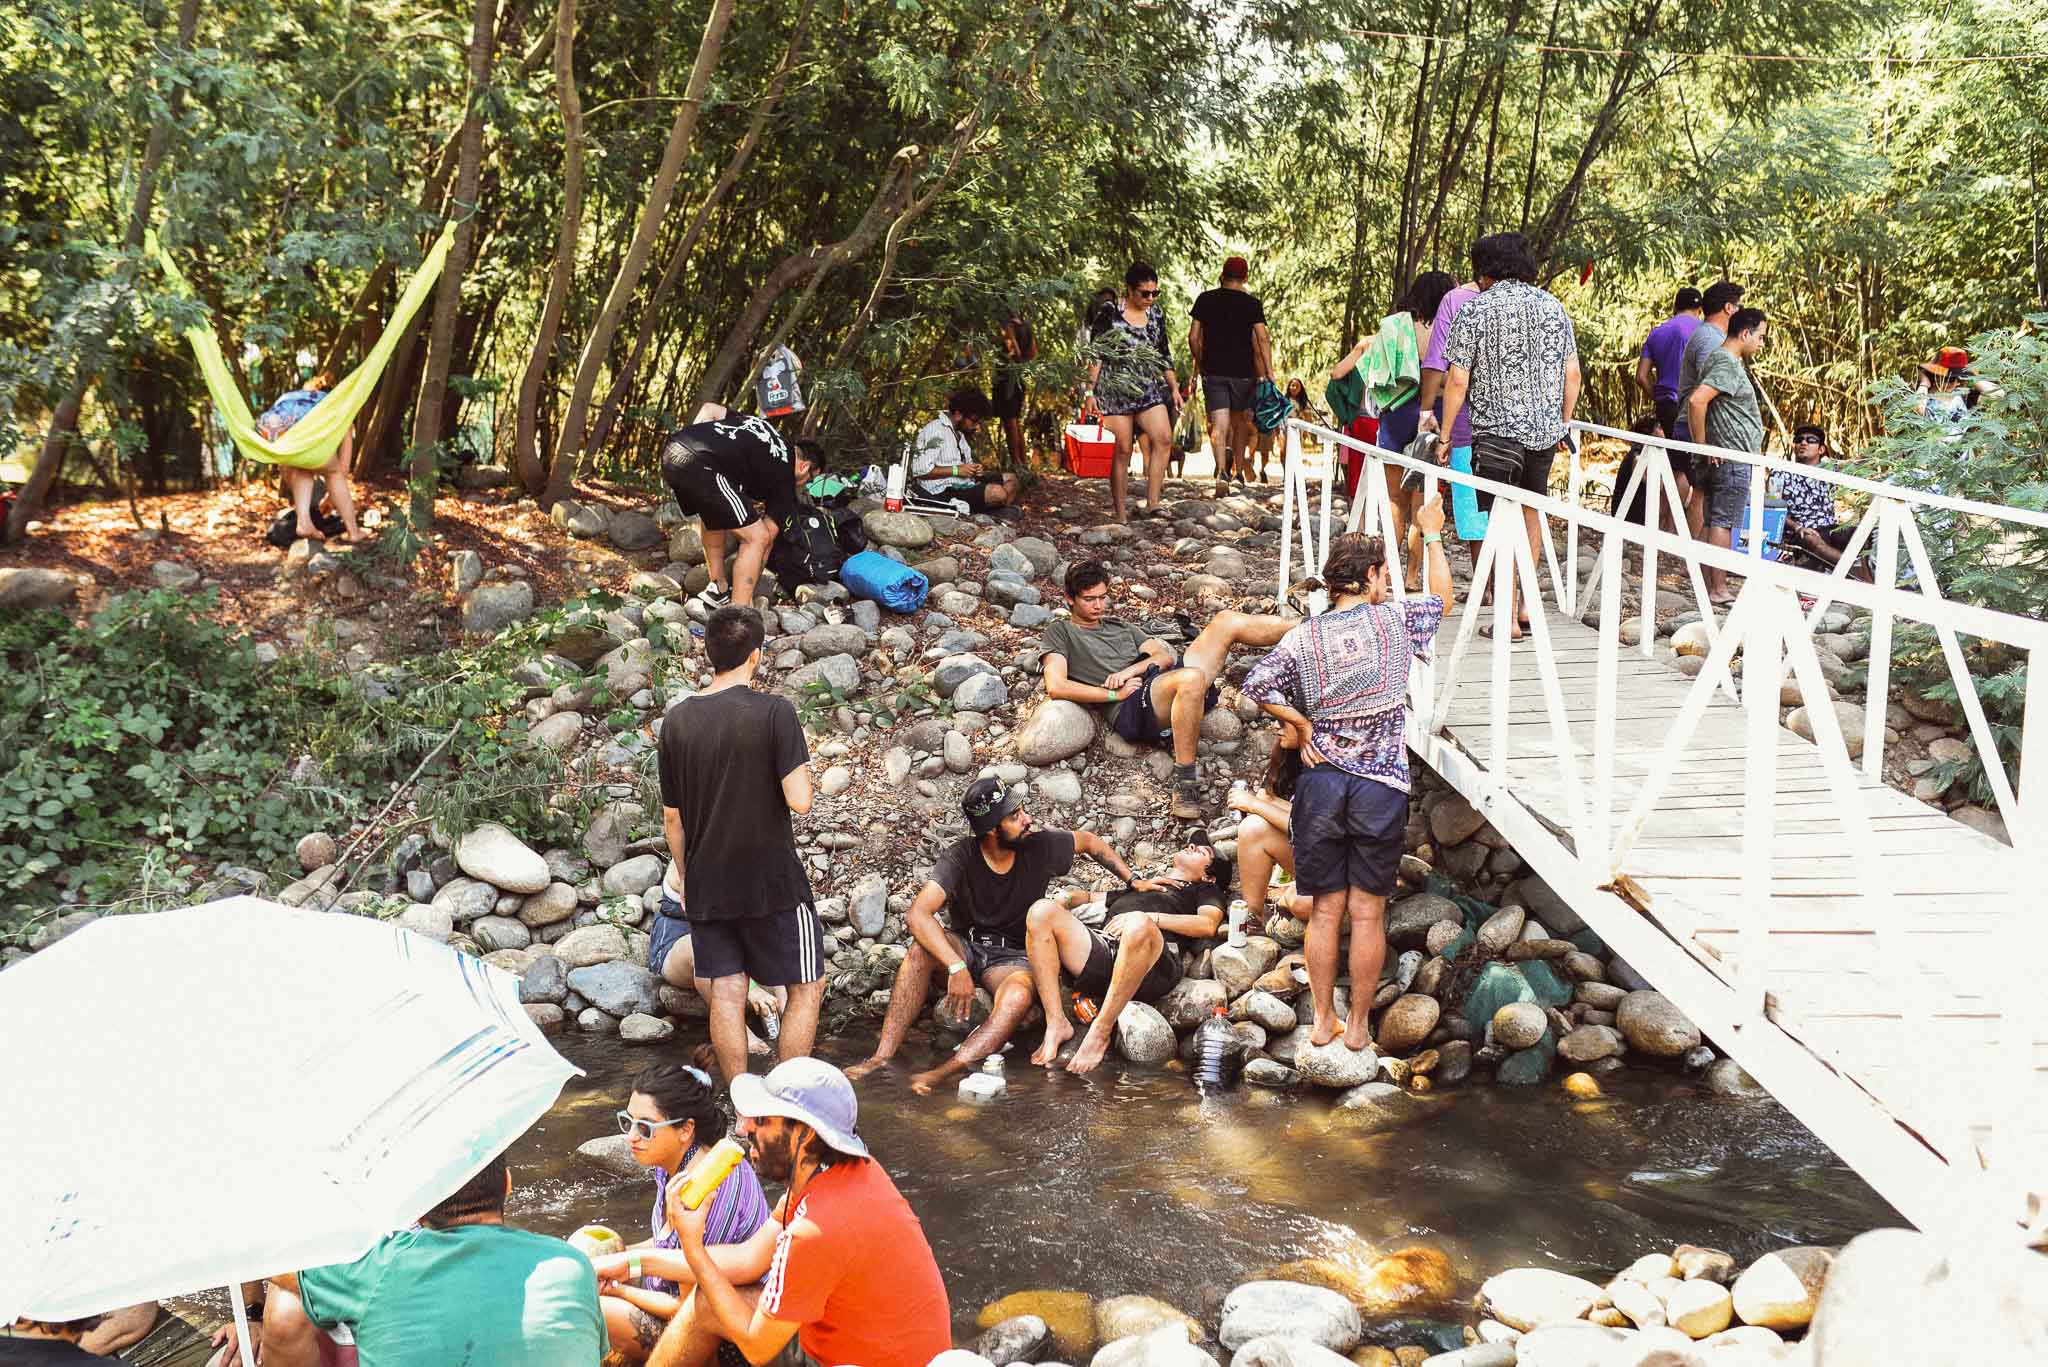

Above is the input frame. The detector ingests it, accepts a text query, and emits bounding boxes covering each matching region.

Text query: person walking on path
[661,404,799,617]
[1368,271,1456,586]
[1189,255,1273,492]
[1436,232,1580,640]
[1415,260,1488,547]
[995,304,1036,471]
[1634,286,1704,534]
[1243,502,1454,1052]
[1686,306,1771,605]
[1083,262,1181,522]
[658,608,826,1083]
[1671,281,1745,538]
[646,1059,951,1367]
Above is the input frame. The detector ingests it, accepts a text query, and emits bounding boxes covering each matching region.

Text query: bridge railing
[1278,416,2048,1240]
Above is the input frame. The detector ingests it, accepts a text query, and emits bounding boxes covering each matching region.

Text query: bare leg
[910,970,1039,1094]
[82,1302,158,1355]
[1180,608,1296,681]
[605,1296,670,1365]
[1104,413,1137,521]
[1306,889,1349,1047]
[777,977,825,1062]
[701,528,732,594]
[1705,525,1734,601]
[846,939,946,1078]
[286,468,319,539]
[1512,504,1546,633]
[1342,886,1389,1051]
[1235,813,1294,929]
[1003,415,1025,468]
[1230,410,1256,485]
[1024,898,1091,1064]
[729,517,777,610]
[647,1284,764,1367]
[209,1286,322,1367]
[1151,666,1211,768]
[703,973,750,1084]
[1207,408,1232,486]
[326,426,365,540]
[1069,916,1163,1074]
[1138,404,1173,509]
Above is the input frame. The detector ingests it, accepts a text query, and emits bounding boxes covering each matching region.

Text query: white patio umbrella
[0,894,580,1354]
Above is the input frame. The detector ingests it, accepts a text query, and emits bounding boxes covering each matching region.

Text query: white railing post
[1317,432,1333,577]
[1591,530,1623,877]
[1864,500,1901,778]
[1489,510,1514,781]
[1638,449,1662,658]
[1565,440,1582,617]
[2019,648,2048,852]
[1278,423,1297,606]
[1747,461,1768,583]
[1738,585,1785,1022]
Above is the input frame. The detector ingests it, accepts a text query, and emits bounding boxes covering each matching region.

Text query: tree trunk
[407,0,499,528]
[1520,0,1565,233]
[1530,0,1665,273]
[541,0,737,509]
[512,0,585,495]
[587,0,816,455]
[1415,0,1529,268]
[7,0,202,542]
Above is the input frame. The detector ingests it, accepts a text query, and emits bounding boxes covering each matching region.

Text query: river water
[505,1031,1898,1338]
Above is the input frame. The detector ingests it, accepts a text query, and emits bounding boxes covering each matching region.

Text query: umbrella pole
[228,1289,257,1363]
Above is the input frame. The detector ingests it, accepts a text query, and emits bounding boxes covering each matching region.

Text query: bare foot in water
[1031,1016,1074,1066]
[907,1066,947,1096]
[844,1055,890,1082]
[1308,1017,1346,1048]
[1064,1029,1111,1075]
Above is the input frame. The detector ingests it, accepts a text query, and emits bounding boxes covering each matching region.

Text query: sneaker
[691,584,731,610]
[1170,779,1203,821]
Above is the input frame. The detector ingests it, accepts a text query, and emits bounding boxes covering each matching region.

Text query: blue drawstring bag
[1251,378,1291,433]
[839,550,928,614]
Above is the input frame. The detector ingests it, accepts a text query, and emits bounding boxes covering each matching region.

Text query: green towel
[151,223,457,470]
[1361,311,1421,413]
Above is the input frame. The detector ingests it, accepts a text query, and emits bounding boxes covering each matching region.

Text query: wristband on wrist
[947,960,967,976]
[628,1254,642,1281]
[1423,531,1443,544]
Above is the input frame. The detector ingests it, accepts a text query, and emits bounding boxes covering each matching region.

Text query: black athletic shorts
[1110,661,1219,747]
[688,904,825,987]
[963,933,1028,982]
[993,369,1026,420]
[1072,929,1183,1003]
[1468,433,1557,513]
[1665,415,1698,484]
[1291,765,1407,897]
[661,434,793,532]
[1202,374,1256,414]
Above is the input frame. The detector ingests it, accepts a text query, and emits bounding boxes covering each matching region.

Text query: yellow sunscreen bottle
[671,1137,747,1211]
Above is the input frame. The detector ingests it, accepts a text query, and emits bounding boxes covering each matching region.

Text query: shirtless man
[845,779,1137,1093]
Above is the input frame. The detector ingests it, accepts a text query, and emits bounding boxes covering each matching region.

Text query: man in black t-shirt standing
[1188,255,1273,487]
[657,607,824,1081]
[659,403,798,617]
[846,778,1137,1094]
[1023,838,1232,1074]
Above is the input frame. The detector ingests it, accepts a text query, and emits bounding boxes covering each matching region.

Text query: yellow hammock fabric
[149,223,458,470]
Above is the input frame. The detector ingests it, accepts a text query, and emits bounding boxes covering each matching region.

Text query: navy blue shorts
[1110,662,1219,747]
[688,905,826,987]
[648,902,691,979]
[963,933,1028,983]
[1291,766,1409,897]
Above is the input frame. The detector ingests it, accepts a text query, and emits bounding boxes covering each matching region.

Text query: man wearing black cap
[1189,255,1272,488]
[845,778,1138,1092]
[648,1058,949,1367]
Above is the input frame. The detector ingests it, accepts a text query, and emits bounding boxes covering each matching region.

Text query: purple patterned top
[1244,596,1445,791]
[644,1145,772,1295]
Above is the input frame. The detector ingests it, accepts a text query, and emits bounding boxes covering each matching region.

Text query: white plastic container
[1227,900,1249,948]
[884,461,907,511]
[958,1069,1006,1103]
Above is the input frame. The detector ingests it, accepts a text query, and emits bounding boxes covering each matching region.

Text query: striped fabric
[643,1147,772,1294]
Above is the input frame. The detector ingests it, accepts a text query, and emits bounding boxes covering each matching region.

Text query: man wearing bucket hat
[846,777,1139,1088]
[646,1058,950,1367]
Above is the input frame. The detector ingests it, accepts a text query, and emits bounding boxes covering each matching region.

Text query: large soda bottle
[1190,1005,1242,1091]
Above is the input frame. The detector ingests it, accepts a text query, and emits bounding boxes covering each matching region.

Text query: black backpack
[768,506,848,591]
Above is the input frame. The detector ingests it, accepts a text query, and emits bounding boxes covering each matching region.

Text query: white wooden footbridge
[1280,417,2047,1245]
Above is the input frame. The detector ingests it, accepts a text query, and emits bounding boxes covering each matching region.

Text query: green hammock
[149,223,457,471]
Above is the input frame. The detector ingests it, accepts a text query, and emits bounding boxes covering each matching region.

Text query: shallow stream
[506,1031,1899,1338]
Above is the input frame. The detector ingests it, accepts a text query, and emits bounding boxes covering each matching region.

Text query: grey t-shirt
[1675,321,1727,432]
[1697,348,1763,455]
[1040,617,1152,688]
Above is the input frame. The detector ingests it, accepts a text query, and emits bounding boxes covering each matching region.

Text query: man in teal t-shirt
[235,1153,602,1367]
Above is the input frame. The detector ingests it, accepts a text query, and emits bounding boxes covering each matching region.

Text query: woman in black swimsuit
[1083,261,1182,522]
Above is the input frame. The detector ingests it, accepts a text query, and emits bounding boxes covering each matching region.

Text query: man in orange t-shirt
[648,1058,951,1367]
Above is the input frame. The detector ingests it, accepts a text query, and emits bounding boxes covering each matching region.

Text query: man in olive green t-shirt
[1686,305,1769,605]
[1039,560,1292,821]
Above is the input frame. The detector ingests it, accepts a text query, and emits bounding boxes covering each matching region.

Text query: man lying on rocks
[845,778,1138,1093]
[1022,837,1233,1074]
[1040,559,1294,820]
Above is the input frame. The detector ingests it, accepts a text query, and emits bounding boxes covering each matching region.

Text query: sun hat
[962,776,1024,836]
[729,1057,869,1158]
[1920,345,1971,379]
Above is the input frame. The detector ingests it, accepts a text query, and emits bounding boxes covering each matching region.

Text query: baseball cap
[729,1057,869,1158]
[962,777,1024,836]
[1221,255,1250,282]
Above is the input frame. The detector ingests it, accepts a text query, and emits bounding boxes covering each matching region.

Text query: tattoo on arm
[629,1307,664,1355]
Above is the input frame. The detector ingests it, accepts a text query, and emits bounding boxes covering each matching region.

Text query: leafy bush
[1848,314,2048,805]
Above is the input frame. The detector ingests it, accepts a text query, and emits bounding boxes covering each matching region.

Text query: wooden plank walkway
[1421,605,2047,1237]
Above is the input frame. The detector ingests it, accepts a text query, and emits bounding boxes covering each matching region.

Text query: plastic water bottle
[884,461,907,511]
[1227,899,1250,948]
[1191,1006,1242,1091]
[958,1056,1007,1103]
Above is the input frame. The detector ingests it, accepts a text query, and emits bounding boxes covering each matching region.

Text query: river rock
[1608,1278,1665,1330]
[605,509,661,550]
[1663,1279,1733,1338]
[519,881,580,927]
[296,831,337,871]
[1490,1002,1547,1050]
[1573,981,1625,1010]
[470,915,532,953]
[1730,1246,1832,1330]
[619,1012,674,1044]
[463,582,536,633]
[1387,894,1460,949]
[431,877,498,922]
[524,1003,565,1034]
[1417,1348,1515,1367]
[1245,1058,1298,1088]
[1703,1058,1765,1098]
[1218,1281,1361,1353]
[1211,937,1280,996]
[1479,1269,1605,1331]
[1333,1081,1413,1130]
[1233,991,1297,1033]
[1616,990,1701,1057]
[1787,700,1866,759]
[1114,1001,1176,1065]
[1509,1323,1632,1367]
[454,822,551,894]
[1037,769,1083,805]
[1158,977,1228,1029]
[398,903,454,943]
[1091,1325,1210,1367]
[849,874,889,937]
[1294,1039,1379,1089]
[566,962,662,1018]
[575,1133,642,1179]
[1556,1023,1624,1063]
[554,923,631,967]
[788,653,860,695]
[1673,1246,1735,1284]
[519,955,568,1004]
[1807,1228,2048,1364]
[979,1292,1096,1360]
[582,802,641,867]
[974,1316,1052,1367]
[1428,794,1485,846]
[602,854,665,898]
[1016,701,1097,764]
[0,567,84,612]
[863,508,936,549]
[1229,1338,1355,1367]
[1376,994,1440,1052]
[1474,907,1525,957]
[1095,1296,1200,1346]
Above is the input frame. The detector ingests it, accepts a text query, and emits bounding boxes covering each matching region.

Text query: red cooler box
[1063,422,1118,478]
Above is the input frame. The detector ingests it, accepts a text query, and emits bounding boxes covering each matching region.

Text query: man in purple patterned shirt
[1244,497,1455,1055]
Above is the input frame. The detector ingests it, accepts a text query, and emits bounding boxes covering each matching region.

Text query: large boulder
[1729,1246,1832,1331]
[0,568,84,613]
[518,881,580,927]
[1013,536,1060,577]
[454,822,551,894]
[1375,994,1441,1053]
[1211,937,1280,997]
[801,624,870,659]
[565,962,663,1018]
[1156,977,1228,1029]
[1095,1296,1200,1346]
[954,672,1010,712]
[1114,1001,1176,1065]
[555,923,632,968]
[1428,794,1486,846]
[1616,990,1701,1057]
[1807,1228,2048,1363]
[862,508,936,549]
[935,652,1000,697]
[977,1292,1096,1361]
[1294,1039,1379,1089]
[463,582,536,633]
[1218,1282,1361,1354]
[602,854,665,898]
[1478,1268,1604,1331]
[1015,701,1098,765]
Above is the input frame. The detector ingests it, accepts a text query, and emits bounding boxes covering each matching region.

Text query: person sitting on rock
[846,778,1138,1094]
[1229,731,1311,935]
[1040,560,1294,820]
[1018,838,1232,1074]
[910,385,1021,515]
[660,403,798,615]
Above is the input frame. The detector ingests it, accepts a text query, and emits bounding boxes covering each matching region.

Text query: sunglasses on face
[617,1111,691,1141]
[1136,288,1160,299]
[1794,436,1822,445]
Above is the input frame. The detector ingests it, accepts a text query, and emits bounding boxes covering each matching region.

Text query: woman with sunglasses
[1082,261,1181,522]
[589,1065,777,1364]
